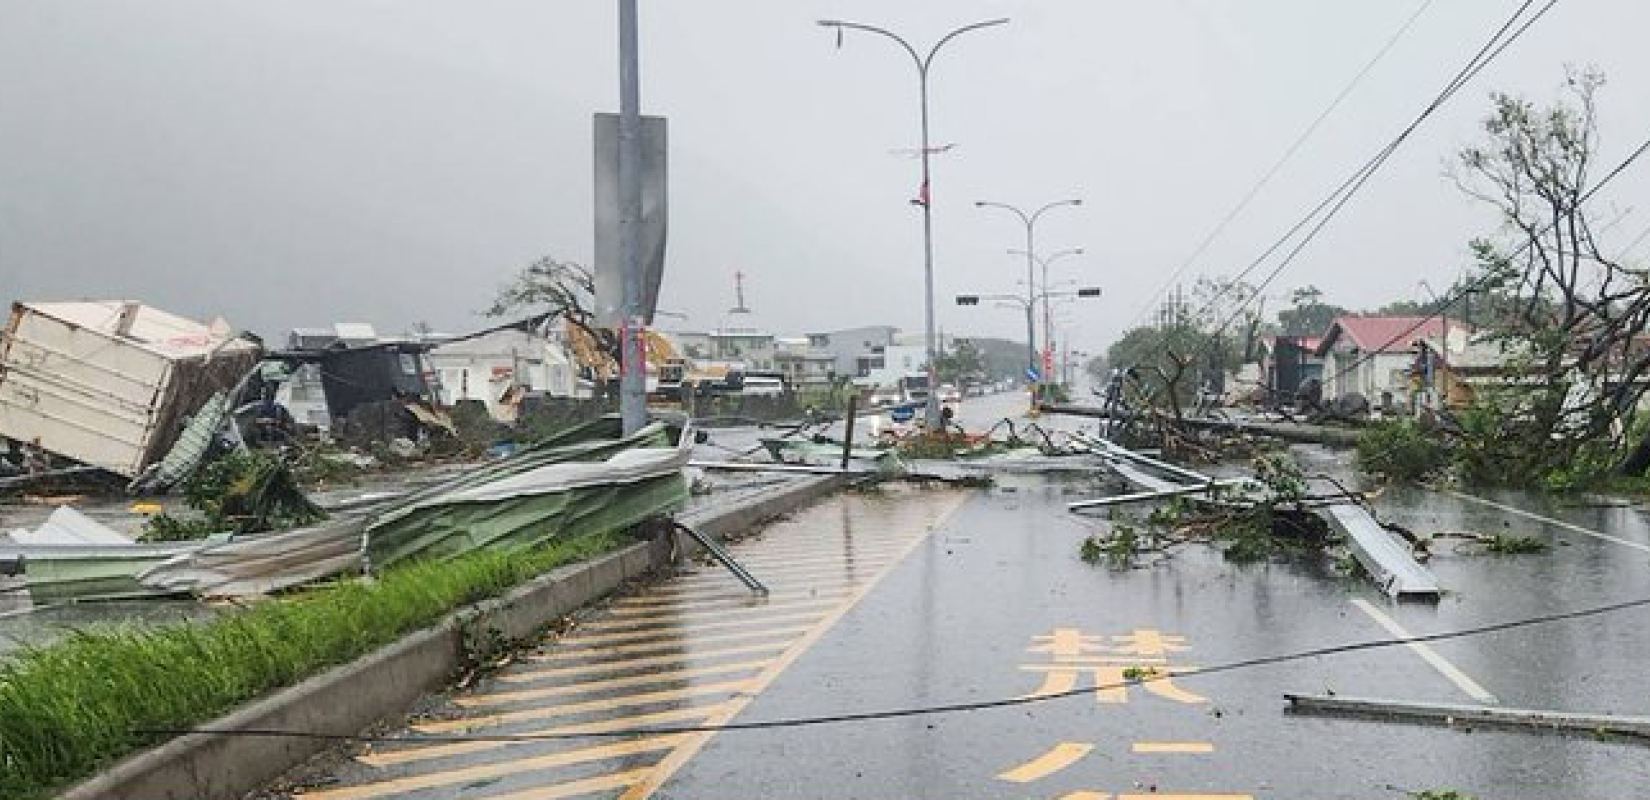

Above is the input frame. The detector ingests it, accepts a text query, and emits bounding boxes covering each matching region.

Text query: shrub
[1356,419,1447,482]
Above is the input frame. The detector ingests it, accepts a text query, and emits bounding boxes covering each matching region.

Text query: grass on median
[0,528,625,799]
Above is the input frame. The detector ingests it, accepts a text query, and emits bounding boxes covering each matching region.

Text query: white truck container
[0,301,260,478]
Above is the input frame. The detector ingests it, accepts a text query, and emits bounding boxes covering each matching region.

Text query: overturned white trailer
[0,301,260,478]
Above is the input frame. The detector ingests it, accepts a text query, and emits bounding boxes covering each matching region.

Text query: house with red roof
[1315,315,1475,410]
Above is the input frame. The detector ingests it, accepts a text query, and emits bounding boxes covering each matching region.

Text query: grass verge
[0,528,625,799]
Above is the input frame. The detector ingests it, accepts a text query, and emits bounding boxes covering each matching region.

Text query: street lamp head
[1069,199,1084,206]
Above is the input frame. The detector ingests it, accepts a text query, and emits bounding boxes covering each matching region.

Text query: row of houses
[1257,315,1516,412]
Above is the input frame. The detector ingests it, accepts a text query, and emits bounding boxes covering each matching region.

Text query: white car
[868,387,902,408]
[937,384,962,403]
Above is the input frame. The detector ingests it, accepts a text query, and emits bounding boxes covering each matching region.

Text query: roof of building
[17,300,254,360]
[1316,316,1460,356]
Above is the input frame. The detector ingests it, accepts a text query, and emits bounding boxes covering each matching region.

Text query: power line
[1193,0,1558,337]
[1322,129,1650,387]
[1129,0,1439,330]
[139,593,1650,744]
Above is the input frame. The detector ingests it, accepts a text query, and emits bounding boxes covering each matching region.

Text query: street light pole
[1011,246,1083,386]
[975,199,1082,391]
[617,0,646,435]
[819,17,1008,431]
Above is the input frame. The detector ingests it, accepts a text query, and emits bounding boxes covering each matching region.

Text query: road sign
[1026,367,1041,382]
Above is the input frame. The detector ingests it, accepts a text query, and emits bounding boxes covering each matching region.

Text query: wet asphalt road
[281,392,1650,799]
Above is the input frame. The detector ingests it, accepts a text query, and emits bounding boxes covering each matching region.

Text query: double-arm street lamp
[956,286,1102,387]
[819,17,1009,431]
[974,199,1083,384]
[1008,245,1084,380]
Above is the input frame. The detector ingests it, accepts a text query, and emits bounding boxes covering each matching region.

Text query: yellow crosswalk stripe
[458,659,771,707]
[475,767,654,800]
[553,610,829,648]
[605,588,851,616]
[624,576,868,600]
[359,704,730,767]
[414,679,753,734]
[500,640,790,683]
[615,492,969,800]
[303,736,685,800]
[529,624,812,662]
[575,596,840,631]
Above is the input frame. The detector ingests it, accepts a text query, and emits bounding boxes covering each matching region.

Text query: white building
[425,327,578,420]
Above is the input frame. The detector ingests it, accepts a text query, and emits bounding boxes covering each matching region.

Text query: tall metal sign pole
[818,18,1007,432]
[617,0,646,435]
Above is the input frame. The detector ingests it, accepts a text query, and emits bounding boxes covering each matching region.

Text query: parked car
[937,383,962,403]
[868,386,902,408]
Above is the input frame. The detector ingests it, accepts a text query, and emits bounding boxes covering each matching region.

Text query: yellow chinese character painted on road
[1019,627,1206,705]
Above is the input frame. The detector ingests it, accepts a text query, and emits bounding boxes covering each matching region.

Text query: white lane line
[1351,597,1498,705]
[1444,490,1650,554]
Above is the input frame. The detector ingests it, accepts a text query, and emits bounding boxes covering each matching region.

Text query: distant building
[1317,316,1474,410]
[804,326,900,379]
[709,327,775,370]
[425,327,579,420]
[773,337,836,390]
[1260,335,1324,403]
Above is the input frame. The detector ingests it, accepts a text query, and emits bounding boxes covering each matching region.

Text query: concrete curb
[56,474,847,800]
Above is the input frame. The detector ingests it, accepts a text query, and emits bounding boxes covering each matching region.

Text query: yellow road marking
[997,742,1095,783]
[1352,597,1498,704]
[1058,793,1111,800]
[473,767,652,800]
[712,541,910,560]
[529,624,812,662]
[575,596,841,631]
[606,589,851,615]
[1118,795,1252,800]
[1131,742,1215,754]
[302,735,685,800]
[457,659,771,707]
[555,609,831,648]
[414,679,754,734]
[360,704,730,767]
[500,641,790,683]
[618,490,971,800]
[632,576,869,600]
[664,543,908,571]
[665,563,883,587]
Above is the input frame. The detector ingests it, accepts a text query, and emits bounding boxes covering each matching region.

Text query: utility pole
[617,0,646,435]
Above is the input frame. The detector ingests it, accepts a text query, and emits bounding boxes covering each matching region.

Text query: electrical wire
[1128,0,1438,330]
[136,593,1650,744]
[1319,129,1650,388]
[1200,0,1561,337]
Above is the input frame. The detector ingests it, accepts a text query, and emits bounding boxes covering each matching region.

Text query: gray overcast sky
[4,1,1650,357]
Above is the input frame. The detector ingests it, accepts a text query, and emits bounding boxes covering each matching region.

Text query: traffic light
[1077,287,1102,298]
[955,295,980,306]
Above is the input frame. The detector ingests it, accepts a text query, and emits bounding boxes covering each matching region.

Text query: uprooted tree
[488,256,622,394]
[1451,68,1650,481]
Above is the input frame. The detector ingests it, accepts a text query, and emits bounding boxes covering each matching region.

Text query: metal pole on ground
[841,395,858,469]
